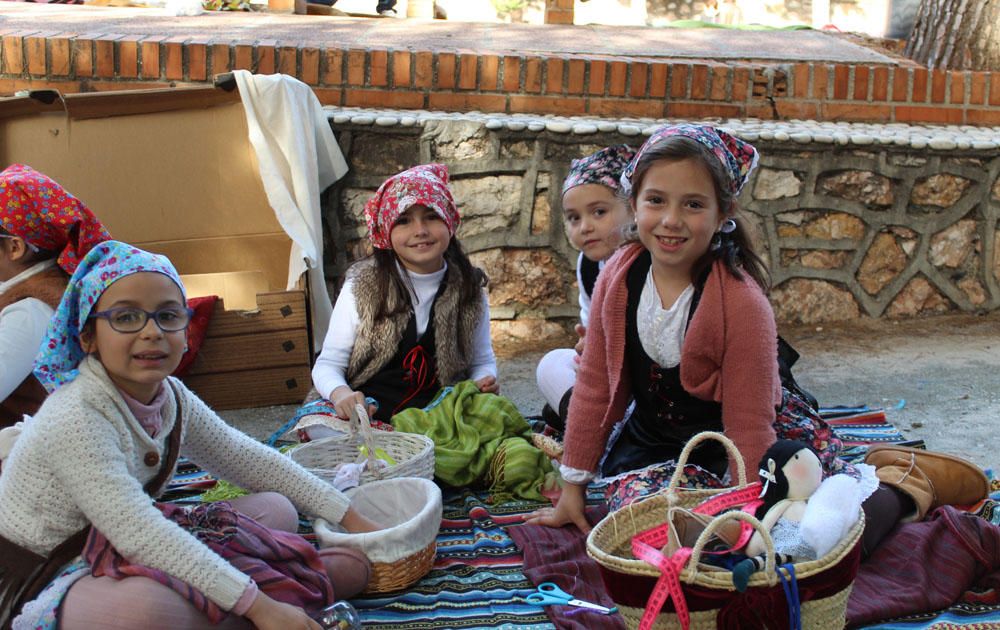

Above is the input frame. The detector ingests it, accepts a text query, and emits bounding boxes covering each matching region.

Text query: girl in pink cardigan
[526,124,843,532]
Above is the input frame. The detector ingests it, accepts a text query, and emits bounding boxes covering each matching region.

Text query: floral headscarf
[363,164,460,250]
[561,144,636,196]
[0,164,112,274]
[34,240,185,391]
[620,125,759,198]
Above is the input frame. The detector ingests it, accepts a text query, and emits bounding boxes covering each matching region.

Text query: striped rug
[162,406,1000,629]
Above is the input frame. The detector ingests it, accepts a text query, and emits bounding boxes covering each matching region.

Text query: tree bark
[905,0,1000,70]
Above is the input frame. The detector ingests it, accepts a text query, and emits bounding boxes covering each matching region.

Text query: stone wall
[322,109,1000,352]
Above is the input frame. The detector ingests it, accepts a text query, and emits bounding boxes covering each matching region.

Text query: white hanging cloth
[232,70,349,351]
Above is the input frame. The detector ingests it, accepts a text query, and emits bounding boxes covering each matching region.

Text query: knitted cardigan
[0,356,351,611]
[561,242,781,478]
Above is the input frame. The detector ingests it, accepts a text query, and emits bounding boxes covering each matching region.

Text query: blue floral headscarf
[34,240,185,391]
[620,124,759,198]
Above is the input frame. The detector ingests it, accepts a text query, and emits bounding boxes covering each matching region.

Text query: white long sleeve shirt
[312,263,497,401]
[0,261,58,401]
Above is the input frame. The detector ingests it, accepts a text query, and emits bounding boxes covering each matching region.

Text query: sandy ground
[221,311,1000,472]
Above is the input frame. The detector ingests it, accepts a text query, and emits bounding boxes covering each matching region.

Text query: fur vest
[0,265,68,427]
[346,259,485,389]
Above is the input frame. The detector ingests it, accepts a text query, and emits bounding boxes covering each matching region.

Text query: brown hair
[623,135,770,291]
[369,238,486,321]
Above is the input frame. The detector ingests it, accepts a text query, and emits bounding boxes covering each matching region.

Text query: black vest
[359,287,444,422]
[579,255,601,302]
[600,251,727,478]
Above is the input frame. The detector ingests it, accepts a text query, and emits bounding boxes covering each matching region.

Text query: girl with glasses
[0,241,381,630]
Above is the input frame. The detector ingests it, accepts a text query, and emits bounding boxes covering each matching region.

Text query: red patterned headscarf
[0,164,111,274]
[363,164,460,250]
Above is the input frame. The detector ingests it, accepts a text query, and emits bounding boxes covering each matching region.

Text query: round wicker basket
[586,432,865,630]
[313,477,443,594]
[290,403,434,484]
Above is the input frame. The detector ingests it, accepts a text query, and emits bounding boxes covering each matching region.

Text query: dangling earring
[183,344,189,353]
[710,233,722,251]
[711,218,736,251]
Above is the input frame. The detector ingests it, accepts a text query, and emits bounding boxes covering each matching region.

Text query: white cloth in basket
[312,477,442,564]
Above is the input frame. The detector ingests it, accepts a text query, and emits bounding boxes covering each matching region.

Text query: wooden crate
[182,290,312,410]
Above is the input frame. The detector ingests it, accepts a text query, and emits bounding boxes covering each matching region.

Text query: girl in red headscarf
[312,164,497,423]
[0,164,111,432]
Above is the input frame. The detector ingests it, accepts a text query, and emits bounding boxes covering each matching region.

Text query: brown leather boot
[865,444,989,521]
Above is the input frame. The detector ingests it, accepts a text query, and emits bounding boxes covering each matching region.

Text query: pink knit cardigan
[561,242,781,479]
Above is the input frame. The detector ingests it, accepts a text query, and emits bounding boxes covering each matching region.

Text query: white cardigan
[0,356,351,610]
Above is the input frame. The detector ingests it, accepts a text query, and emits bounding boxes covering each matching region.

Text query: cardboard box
[0,86,316,409]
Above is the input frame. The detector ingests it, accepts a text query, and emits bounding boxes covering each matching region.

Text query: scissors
[525,582,618,615]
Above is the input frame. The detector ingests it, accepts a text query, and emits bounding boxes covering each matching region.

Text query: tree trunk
[905,0,1000,70]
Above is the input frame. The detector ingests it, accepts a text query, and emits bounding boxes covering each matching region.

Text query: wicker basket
[601,510,863,629]
[587,431,864,630]
[290,403,434,484]
[313,477,442,594]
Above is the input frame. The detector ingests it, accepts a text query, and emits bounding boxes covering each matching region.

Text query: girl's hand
[475,375,499,394]
[245,592,322,630]
[574,323,587,356]
[522,482,591,534]
[340,506,382,533]
[330,387,377,419]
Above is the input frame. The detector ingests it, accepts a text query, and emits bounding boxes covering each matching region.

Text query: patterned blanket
[160,406,1000,630]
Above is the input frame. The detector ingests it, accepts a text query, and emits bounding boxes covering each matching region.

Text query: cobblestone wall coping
[325,106,1000,151]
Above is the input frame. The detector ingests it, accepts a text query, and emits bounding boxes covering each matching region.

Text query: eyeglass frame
[88,306,195,334]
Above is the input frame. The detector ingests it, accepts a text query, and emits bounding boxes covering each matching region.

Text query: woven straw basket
[587,431,864,630]
[313,477,442,594]
[291,403,434,484]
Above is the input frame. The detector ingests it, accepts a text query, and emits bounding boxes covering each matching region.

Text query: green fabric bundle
[391,380,555,503]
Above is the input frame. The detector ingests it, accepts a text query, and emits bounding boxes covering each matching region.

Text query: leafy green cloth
[391,381,556,503]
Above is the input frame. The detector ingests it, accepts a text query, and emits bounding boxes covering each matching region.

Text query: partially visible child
[535,145,635,429]
[312,163,498,422]
[0,241,379,629]
[0,164,110,432]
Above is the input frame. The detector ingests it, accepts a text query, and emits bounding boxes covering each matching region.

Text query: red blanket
[84,501,333,623]
[846,505,1000,627]
[508,506,625,630]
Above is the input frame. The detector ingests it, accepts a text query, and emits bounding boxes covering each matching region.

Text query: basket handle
[349,402,383,480]
[666,431,747,493]
[685,510,777,586]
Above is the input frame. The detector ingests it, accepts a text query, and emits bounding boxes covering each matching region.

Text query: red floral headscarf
[363,164,460,250]
[0,164,111,274]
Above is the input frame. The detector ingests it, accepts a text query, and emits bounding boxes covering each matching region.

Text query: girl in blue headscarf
[0,241,379,630]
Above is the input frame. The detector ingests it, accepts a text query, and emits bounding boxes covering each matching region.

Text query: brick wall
[2,30,999,126]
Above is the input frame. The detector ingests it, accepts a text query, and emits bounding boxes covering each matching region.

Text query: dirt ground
[222,311,1000,473]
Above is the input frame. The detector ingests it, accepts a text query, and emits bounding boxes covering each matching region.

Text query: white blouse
[637,270,694,369]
